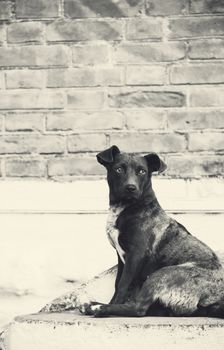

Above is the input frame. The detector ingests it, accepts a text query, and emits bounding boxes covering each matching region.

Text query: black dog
[84,145,224,318]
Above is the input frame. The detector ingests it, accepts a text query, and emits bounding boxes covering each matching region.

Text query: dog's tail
[206,301,224,318]
[196,301,224,318]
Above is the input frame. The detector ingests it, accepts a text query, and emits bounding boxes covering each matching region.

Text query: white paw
[90,304,102,312]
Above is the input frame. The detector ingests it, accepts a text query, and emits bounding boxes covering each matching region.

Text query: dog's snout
[125,184,137,193]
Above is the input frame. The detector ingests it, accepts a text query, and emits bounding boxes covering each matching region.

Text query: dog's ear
[96,145,120,167]
[144,153,167,173]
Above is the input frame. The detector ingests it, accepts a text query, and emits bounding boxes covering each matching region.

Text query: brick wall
[0,0,224,180]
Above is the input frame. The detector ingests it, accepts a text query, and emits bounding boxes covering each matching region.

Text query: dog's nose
[125,184,137,193]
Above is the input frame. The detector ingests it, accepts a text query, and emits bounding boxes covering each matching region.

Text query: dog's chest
[106,206,125,264]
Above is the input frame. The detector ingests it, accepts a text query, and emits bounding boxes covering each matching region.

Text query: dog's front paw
[85,304,108,317]
[93,305,109,318]
[79,302,105,316]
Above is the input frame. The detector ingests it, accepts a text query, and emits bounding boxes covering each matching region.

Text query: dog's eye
[115,167,123,174]
[138,169,146,175]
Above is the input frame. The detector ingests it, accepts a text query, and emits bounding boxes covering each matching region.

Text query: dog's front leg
[109,254,124,304]
[112,252,144,304]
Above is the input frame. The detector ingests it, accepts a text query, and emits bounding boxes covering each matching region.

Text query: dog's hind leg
[86,264,224,318]
[142,264,224,317]
[88,265,201,318]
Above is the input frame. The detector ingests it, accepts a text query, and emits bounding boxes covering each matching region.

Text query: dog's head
[97,145,166,205]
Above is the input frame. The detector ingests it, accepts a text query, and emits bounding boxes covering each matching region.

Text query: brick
[126,18,163,40]
[46,111,124,131]
[166,155,224,178]
[47,68,95,88]
[48,157,105,176]
[189,39,224,59]
[67,90,105,109]
[47,19,123,42]
[114,42,186,63]
[126,65,166,85]
[0,1,12,20]
[96,67,123,86]
[190,88,224,107]
[6,70,44,89]
[108,90,185,108]
[0,135,65,154]
[167,110,224,129]
[168,17,224,39]
[109,133,186,152]
[47,67,123,87]
[68,134,107,152]
[15,0,60,18]
[72,45,109,65]
[125,110,166,130]
[189,132,224,151]
[190,0,224,13]
[0,25,5,43]
[146,0,188,15]
[170,63,224,84]
[0,92,64,109]
[0,71,4,89]
[0,114,3,131]
[6,158,46,177]
[7,22,44,43]
[0,45,69,67]
[64,0,144,18]
[5,113,44,132]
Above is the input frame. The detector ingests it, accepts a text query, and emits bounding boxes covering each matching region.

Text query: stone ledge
[0,179,224,213]
[2,312,224,350]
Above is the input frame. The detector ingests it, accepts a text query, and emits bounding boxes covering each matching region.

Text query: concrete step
[2,312,224,350]
[2,266,224,350]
